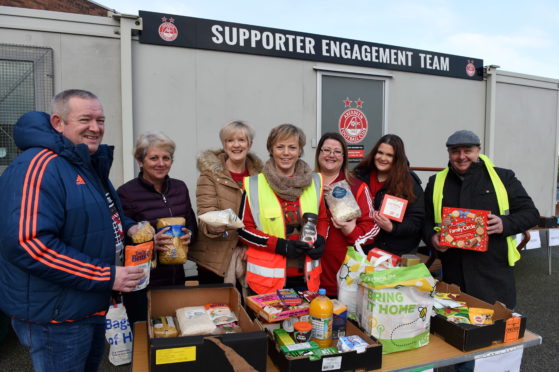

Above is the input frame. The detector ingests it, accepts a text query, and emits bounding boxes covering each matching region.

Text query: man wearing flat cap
[423,130,538,309]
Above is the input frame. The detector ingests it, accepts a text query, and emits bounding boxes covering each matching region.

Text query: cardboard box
[267,320,382,372]
[246,293,309,322]
[147,284,267,371]
[430,282,527,351]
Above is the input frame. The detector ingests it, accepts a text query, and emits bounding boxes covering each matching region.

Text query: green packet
[281,340,319,354]
[287,346,339,360]
[308,347,339,361]
[435,307,470,324]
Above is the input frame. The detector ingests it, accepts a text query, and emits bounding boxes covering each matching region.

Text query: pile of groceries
[250,288,371,361]
[152,303,242,338]
[247,246,514,361]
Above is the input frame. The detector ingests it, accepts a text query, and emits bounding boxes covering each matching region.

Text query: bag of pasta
[156,217,187,265]
[325,180,361,221]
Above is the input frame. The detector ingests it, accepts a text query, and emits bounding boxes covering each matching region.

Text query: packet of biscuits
[324,180,361,221]
[439,207,489,252]
[198,209,244,229]
[156,217,187,264]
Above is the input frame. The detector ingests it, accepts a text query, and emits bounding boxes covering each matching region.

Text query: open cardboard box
[147,284,267,371]
[264,319,382,372]
[431,282,527,351]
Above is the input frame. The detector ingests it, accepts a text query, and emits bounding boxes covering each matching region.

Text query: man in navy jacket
[0,89,144,371]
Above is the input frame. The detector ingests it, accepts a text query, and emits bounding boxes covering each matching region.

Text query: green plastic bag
[357,264,436,354]
[337,246,372,319]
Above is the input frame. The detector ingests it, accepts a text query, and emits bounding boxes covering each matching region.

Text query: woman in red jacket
[314,133,379,296]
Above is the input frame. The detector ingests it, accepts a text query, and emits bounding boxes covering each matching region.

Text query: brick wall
[2,0,112,17]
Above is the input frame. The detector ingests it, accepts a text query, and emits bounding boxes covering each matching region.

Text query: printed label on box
[504,316,521,342]
[156,346,196,364]
[321,356,342,371]
[440,207,489,251]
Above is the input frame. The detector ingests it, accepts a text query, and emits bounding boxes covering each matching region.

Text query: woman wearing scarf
[238,124,328,295]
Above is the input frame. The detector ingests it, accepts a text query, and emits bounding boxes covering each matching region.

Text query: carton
[266,320,382,372]
[147,284,267,371]
[246,292,309,322]
[430,282,527,351]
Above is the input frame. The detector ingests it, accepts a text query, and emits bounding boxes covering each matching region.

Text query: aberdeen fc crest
[339,97,368,144]
[158,17,178,42]
[465,60,476,77]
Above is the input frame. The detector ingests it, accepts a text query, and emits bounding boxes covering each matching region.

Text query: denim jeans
[11,318,106,372]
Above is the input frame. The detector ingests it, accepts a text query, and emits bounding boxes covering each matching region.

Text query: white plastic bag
[105,302,133,366]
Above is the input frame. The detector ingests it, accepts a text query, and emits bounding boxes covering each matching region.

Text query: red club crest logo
[466,60,476,77]
[158,17,178,42]
[339,97,368,144]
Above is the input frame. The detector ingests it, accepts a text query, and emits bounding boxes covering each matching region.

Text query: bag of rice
[198,209,244,229]
[156,217,187,265]
[124,241,153,291]
[176,306,216,336]
[325,180,361,221]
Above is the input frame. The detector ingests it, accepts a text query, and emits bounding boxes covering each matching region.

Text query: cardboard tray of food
[430,282,526,351]
[147,284,267,372]
[265,319,382,372]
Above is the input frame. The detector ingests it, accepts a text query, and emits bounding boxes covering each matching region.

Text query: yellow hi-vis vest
[243,173,323,294]
[433,154,519,266]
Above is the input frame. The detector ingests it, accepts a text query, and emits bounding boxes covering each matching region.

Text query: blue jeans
[11,318,106,372]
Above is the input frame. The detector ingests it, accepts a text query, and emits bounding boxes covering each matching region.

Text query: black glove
[308,235,325,260]
[275,238,308,258]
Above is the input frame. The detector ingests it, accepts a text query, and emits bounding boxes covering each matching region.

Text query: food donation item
[310,288,333,348]
[156,217,187,264]
[130,221,155,243]
[440,207,489,251]
[469,307,494,325]
[205,303,238,326]
[293,321,312,343]
[176,306,216,336]
[152,316,179,338]
[198,208,244,229]
[277,288,302,306]
[324,180,361,221]
[300,213,318,245]
[337,335,368,353]
[124,241,153,291]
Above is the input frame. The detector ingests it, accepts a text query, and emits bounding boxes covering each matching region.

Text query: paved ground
[0,244,557,371]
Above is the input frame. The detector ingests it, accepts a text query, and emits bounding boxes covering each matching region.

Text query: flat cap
[446,130,481,148]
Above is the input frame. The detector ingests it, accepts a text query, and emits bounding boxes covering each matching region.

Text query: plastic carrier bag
[105,302,133,366]
[357,264,436,354]
[337,245,373,320]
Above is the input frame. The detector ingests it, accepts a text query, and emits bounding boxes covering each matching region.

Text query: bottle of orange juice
[310,288,333,348]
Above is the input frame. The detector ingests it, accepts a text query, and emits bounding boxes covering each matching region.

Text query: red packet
[439,207,489,251]
[380,194,408,222]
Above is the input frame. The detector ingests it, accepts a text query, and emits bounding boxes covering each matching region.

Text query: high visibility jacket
[243,173,323,294]
[433,154,519,266]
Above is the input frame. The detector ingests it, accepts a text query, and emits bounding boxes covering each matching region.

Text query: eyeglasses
[320,148,343,157]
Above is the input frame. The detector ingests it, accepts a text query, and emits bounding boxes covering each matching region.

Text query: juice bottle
[309,288,333,348]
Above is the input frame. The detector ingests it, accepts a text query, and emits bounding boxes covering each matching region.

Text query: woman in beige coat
[190,121,262,291]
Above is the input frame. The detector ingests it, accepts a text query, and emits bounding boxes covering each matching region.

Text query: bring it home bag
[337,245,373,320]
[357,263,436,354]
[105,302,133,365]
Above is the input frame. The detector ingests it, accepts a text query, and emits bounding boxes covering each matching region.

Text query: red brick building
[1,0,112,17]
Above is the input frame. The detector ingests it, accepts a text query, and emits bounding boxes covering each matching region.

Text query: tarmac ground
[0,244,557,371]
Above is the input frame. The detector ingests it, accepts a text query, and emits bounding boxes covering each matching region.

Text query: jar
[293,321,313,343]
[300,212,318,246]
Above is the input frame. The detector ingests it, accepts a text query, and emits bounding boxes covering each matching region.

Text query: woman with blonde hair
[190,121,262,290]
[238,124,328,294]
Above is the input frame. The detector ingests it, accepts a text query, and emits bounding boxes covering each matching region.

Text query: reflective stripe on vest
[432,154,519,266]
[243,172,323,293]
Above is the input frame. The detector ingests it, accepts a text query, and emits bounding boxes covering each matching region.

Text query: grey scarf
[262,159,313,201]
